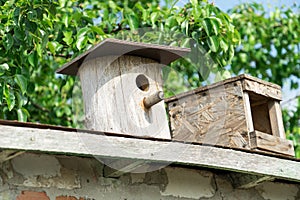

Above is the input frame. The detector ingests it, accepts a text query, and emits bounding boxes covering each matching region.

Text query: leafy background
[0,0,299,157]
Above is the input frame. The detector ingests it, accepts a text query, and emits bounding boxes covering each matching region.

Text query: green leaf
[17,108,29,122]
[219,38,228,51]
[63,15,69,28]
[47,41,59,54]
[76,37,88,50]
[151,12,159,27]
[126,14,139,31]
[91,26,105,35]
[3,33,14,50]
[191,0,198,5]
[108,1,117,10]
[63,31,73,45]
[207,36,219,52]
[4,84,15,111]
[0,63,9,73]
[0,85,3,105]
[202,17,220,36]
[166,16,177,28]
[14,74,28,95]
[28,52,38,67]
[77,27,90,39]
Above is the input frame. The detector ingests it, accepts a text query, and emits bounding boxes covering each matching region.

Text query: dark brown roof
[56,38,190,76]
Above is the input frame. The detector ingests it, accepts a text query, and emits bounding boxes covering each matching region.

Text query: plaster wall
[0,153,299,200]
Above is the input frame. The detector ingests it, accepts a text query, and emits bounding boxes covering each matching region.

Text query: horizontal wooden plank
[250,131,295,157]
[242,79,281,100]
[0,125,299,182]
[165,74,281,103]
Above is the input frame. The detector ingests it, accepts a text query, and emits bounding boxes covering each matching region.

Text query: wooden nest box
[57,38,189,139]
[166,74,295,157]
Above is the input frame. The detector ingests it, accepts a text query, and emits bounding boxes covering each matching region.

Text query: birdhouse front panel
[79,55,170,139]
[167,80,250,148]
[166,74,295,157]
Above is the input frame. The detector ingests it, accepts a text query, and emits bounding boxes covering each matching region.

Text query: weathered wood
[166,74,293,156]
[228,172,275,189]
[268,101,285,138]
[0,150,24,163]
[56,38,190,76]
[243,92,254,133]
[79,55,170,139]
[166,74,282,102]
[0,125,299,182]
[169,81,250,148]
[143,91,164,109]
[250,131,295,156]
[241,77,281,100]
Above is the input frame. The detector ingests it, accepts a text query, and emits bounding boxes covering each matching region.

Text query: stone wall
[0,152,299,200]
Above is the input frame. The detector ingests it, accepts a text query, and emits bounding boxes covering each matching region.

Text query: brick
[16,191,50,200]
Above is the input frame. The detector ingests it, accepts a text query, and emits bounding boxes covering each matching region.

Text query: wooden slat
[243,92,254,133]
[250,131,295,156]
[0,125,299,182]
[268,101,286,138]
[242,78,281,100]
[165,74,281,103]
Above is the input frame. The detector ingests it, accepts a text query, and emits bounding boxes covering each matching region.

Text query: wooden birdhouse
[166,74,295,156]
[56,38,189,139]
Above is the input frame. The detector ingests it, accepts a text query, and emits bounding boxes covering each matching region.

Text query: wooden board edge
[250,131,295,157]
[241,79,282,100]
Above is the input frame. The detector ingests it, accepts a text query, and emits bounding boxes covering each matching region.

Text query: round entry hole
[136,74,149,91]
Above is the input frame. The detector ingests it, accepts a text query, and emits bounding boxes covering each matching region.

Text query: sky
[213,0,298,11]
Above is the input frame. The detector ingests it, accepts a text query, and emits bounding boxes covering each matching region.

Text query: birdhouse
[57,38,189,139]
[166,74,295,156]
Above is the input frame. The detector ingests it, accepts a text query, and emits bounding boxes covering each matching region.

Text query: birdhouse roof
[56,38,190,76]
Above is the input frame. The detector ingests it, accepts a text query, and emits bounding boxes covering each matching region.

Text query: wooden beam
[250,131,295,157]
[0,125,299,182]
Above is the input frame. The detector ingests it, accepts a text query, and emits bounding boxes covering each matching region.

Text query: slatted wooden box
[166,74,295,156]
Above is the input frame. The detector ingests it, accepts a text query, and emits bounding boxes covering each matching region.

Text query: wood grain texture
[268,101,286,138]
[0,125,299,182]
[243,92,254,133]
[168,81,249,148]
[250,131,295,156]
[165,74,281,102]
[242,78,281,100]
[79,55,170,139]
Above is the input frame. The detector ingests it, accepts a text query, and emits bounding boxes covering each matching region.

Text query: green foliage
[229,3,300,157]
[0,0,239,127]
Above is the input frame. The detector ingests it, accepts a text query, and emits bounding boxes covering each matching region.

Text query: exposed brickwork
[16,191,50,200]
